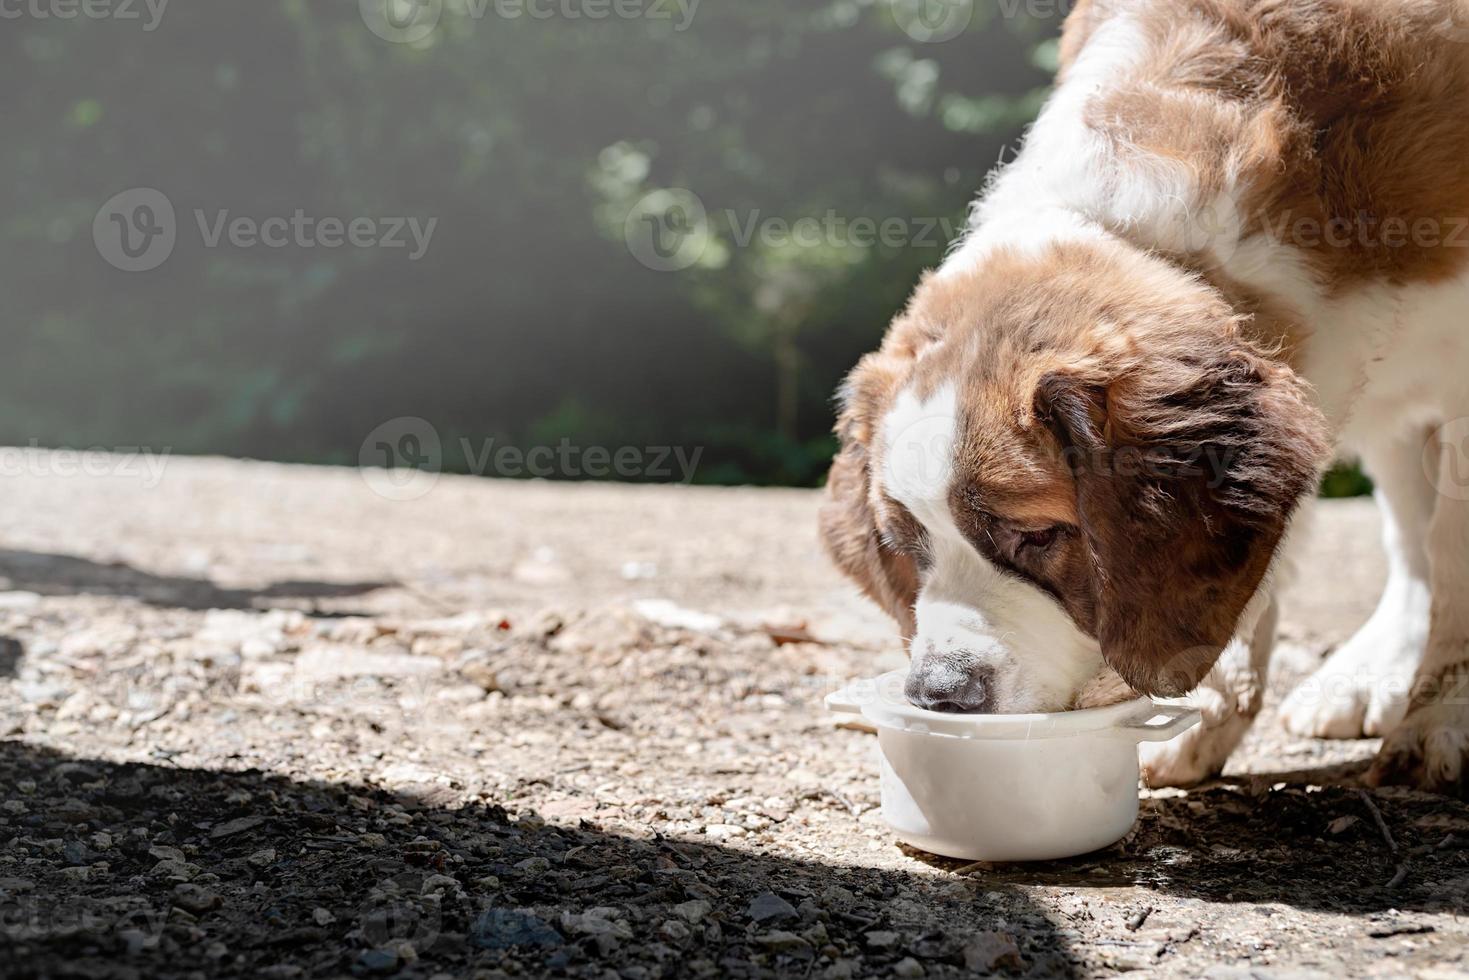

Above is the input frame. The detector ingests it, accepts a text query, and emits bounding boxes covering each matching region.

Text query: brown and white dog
[821,0,1469,794]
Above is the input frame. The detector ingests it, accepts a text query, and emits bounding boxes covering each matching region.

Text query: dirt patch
[0,457,1465,978]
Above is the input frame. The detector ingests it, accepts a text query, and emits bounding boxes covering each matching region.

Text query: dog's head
[821,238,1329,712]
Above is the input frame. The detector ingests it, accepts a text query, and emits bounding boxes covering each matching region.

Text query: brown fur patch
[1081,0,1469,292]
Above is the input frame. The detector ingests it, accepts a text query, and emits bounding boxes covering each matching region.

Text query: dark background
[0,0,1368,493]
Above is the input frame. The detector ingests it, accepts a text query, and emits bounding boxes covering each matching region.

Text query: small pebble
[172,883,221,915]
[514,856,551,878]
[673,899,711,924]
[356,949,398,975]
[704,823,746,840]
[748,892,798,924]
[964,931,1023,972]
[757,930,810,954]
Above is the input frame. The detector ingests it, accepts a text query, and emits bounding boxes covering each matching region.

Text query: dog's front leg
[1369,449,1469,796]
[1281,425,1434,737]
[1140,591,1278,786]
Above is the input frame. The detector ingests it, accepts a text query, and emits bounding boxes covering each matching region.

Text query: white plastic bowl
[826,671,1200,862]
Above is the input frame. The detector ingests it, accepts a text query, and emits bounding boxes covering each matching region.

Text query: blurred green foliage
[1320,462,1373,499]
[0,0,1057,486]
[0,1,1367,494]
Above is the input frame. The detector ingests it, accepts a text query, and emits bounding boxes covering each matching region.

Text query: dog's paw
[1367,688,1469,798]
[1139,688,1251,787]
[1279,637,1418,739]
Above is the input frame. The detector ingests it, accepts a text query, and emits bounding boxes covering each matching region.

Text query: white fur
[1236,184,1469,750]
[942,14,1207,276]
[880,385,1103,712]
[1280,428,1435,737]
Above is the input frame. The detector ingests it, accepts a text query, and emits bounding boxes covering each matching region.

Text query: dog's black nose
[904,666,995,713]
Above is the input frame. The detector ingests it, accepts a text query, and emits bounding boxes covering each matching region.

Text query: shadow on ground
[0,550,392,614]
[0,741,1074,980]
[930,774,1467,912]
[2,741,1467,979]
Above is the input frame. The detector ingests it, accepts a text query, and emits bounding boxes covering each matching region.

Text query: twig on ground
[830,910,880,930]
[828,788,863,817]
[1409,833,1460,857]
[1357,789,1398,854]
[1126,907,1154,932]
[1357,789,1412,888]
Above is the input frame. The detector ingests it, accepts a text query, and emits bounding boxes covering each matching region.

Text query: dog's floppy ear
[820,350,921,638]
[1036,337,1329,696]
[820,443,919,637]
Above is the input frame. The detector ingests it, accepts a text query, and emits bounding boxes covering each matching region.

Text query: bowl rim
[826,669,1181,740]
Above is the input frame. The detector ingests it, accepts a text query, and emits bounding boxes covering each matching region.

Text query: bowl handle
[1118,702,1201,742]
[824,684,866,716]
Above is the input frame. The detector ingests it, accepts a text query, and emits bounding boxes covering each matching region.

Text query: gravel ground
[1,452,1466,979]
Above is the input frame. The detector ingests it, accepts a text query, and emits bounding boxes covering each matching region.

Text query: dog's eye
[1018,526,1060,551]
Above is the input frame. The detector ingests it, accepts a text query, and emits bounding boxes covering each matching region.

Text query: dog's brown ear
[820,444,919,637]
[1036,340,1329,696]
[820,349,921,637]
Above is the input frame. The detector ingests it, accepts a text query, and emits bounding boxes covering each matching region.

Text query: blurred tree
[0,0,1365,492]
